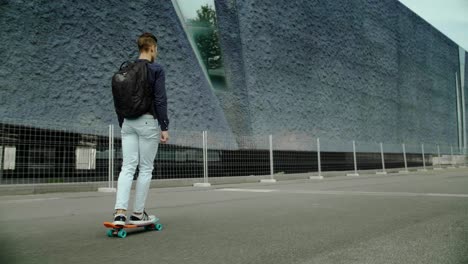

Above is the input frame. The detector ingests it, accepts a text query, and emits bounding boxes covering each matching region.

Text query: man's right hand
[160,131,169,143]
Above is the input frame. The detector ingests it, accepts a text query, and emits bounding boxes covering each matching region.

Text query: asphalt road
[1,169,468,264]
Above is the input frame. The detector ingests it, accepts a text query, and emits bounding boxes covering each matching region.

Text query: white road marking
[0,197,60,204]
[215,188,468,198]
[424,193,468,198]
[216,188,278,193]
[287,190,468,198]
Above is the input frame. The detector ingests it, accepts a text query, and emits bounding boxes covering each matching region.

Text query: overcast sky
[398,0,468,51]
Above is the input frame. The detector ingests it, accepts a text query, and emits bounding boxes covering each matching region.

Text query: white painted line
[216,188,277,193]
[285,190,468,198]
[260,179,277,183]
[193,182,212,187]
[0,197,60,204]
[424,193,468,198]
[97,187,116,193]
[216,188,468,198]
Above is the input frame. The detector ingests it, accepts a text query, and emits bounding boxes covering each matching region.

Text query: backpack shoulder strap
[119,60,136,70]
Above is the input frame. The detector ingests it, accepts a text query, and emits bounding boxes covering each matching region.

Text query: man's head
[137,32,158,62]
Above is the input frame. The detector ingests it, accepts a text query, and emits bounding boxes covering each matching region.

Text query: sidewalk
[0,166,445,196]
[1,169,468,264]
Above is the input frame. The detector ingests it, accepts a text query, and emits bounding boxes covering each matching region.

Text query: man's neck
[138,53,153,62]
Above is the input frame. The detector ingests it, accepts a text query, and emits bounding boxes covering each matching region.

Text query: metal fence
[0,119,109,185]
[0,119,466,189]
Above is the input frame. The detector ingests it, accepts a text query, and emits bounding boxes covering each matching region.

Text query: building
[0,0,467,181]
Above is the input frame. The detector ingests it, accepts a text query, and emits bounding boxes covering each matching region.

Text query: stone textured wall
[0,0,461,148]
[216,0,459,146]
[213,0,253,138]
[0,0,233,138]
[465,51,468,145]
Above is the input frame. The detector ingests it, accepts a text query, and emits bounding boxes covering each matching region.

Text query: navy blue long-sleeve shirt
[117,59,169,131]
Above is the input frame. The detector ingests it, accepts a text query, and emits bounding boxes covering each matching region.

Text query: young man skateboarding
[111,32,169,225]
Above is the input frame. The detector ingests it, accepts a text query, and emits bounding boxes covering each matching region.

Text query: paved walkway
[1,169,468,264]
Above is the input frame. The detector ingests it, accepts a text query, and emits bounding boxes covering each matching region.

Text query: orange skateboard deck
[103,218,162,238]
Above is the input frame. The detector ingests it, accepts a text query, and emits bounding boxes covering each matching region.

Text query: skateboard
[103,218,163,238]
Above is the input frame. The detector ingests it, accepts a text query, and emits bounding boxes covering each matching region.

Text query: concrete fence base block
[346,173,360,177]
[459,166,467,168]
[448,166,457,169]
[417,169,428,172]
[399,170,410,174]
[193,182,211,187]
[260,179,277,183]
[309,175,324,180]
[376,171,387,175]
[97,187,117,193]
[434,168,444,170]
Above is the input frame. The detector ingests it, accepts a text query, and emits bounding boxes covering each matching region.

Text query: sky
[398,0,468,51]
[176,0,468,51]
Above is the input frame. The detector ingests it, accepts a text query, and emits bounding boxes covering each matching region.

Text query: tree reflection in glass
[174,1,227,90]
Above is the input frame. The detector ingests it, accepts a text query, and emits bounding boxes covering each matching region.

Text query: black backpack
[111,61,152,118]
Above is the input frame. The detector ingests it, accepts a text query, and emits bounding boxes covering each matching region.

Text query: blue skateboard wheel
[107,229,114,237]
[155,223,163,231]
[117,229,127,238]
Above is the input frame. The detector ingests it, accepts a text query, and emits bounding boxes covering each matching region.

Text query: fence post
[464,147,468,168]
[98,125,117,192]
[205,131,209,183]
[111,125,115,188]
[310,138,324,179]
[194,131,211,187]
[418,143,427,171]
[0,122,3,183]
[434,144,443,170]
[399,143,409,174]
[108,125,111,188]
[261,134,277,183]
[0,146,3,184]
[347,140,359,176]
[449,145,456,168]
[460,147,468,168]
[377,142,387,175]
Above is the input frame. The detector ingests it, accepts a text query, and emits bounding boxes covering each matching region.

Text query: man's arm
[117,113,124,128]
[153,67,169,131]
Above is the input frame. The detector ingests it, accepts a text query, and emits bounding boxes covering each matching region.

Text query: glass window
[172,0,227,90]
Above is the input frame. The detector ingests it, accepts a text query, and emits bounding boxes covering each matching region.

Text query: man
[112,32,169,225]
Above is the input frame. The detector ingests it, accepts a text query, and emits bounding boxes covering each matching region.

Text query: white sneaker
[128,211,156,225]
[112,213,127,226]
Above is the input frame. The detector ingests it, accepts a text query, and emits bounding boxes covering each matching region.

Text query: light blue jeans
[114,115,159,212]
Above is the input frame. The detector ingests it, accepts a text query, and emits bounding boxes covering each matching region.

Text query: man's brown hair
[137,32,158,52]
